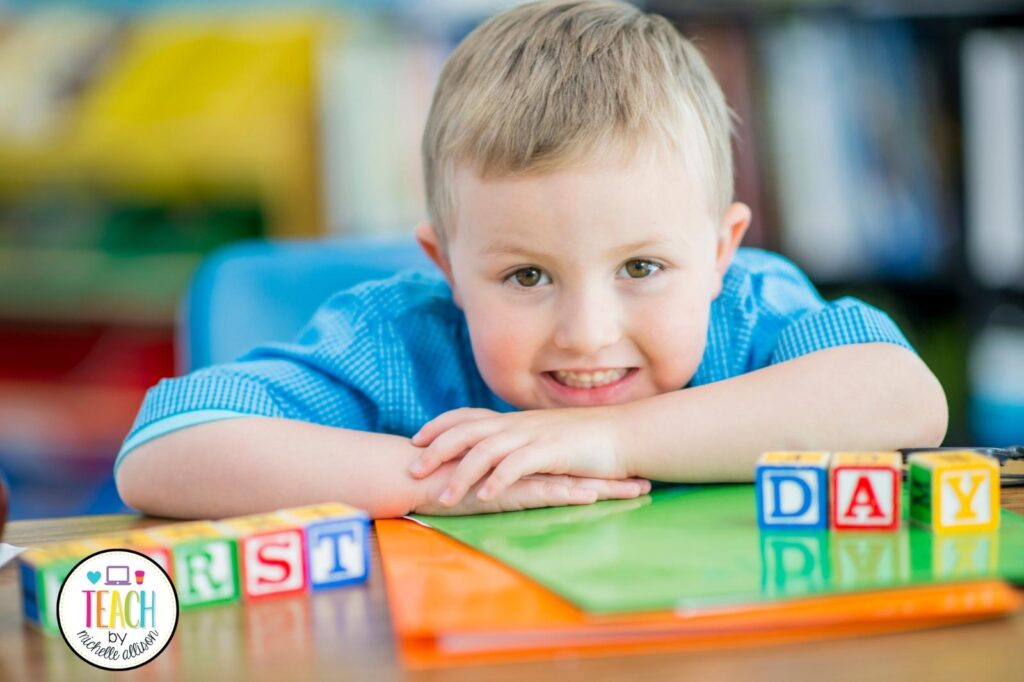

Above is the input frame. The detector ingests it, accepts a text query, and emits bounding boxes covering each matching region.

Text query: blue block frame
[755,464,830,531]
[304,517,371,590]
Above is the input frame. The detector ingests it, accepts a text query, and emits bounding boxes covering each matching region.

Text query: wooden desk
[2,489,1022,682]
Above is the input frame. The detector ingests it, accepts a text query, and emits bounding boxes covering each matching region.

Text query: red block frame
[830,465,901,531]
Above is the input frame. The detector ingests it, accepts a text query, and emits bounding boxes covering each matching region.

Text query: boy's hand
[412,462,650,516]
[408,407,633,508]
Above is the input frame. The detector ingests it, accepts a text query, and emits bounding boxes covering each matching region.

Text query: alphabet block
[146,521,240,609]
[829,452,902,530]
[88,529,174,581]
[19,539,98,633]
[18,504,374,635]
[220,512,308,600]
[755,452,830,531]
[281,503,370,590]
[908,451,1000,532]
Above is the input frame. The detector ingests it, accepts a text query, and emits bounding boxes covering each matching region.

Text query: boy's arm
[115,417,650,519]
[409,343,947,506]
[615,343,948,481]
[116,418,427,520]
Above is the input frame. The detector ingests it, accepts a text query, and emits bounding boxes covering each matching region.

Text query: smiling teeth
[553,368,629,388]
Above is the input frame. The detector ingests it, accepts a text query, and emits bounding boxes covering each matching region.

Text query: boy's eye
[507,267,549,288]
[620,259,661,279]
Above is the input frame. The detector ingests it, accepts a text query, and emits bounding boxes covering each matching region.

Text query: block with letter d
[829,452,902,530]
[281,503,370,590]
[219,512,308,600]
[756,452,830,531]
[146,521,240,609]
[908,451,1000,533]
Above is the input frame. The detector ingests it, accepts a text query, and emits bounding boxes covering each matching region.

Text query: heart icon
[87,571,101,584]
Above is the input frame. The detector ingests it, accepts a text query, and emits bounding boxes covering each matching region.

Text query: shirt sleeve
[114,287,385,477]
[741,250,915,370]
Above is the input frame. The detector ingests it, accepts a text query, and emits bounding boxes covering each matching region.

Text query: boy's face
[417,148,750,410]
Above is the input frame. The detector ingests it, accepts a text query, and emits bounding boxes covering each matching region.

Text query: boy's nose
[553,291,622,355]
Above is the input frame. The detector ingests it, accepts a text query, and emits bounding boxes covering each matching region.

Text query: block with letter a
[908,451,1001,533]
[219,512,308,600]
[829,452,902,530]
[755,452,830,531]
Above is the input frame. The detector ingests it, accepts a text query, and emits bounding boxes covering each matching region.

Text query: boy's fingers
[518,480,597,507]
[607,477,652,495]
[565,486,600,505]
[411,408,497,446]
[477,445,551,501]
[577,478,645,498]
[440,433,529,507]
[410,418,502,478]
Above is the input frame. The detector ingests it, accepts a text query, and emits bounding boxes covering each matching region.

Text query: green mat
[411,484,1024,614]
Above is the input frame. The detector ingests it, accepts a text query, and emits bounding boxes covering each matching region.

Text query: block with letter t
[756,452,830,531]
[829,452,902,530]
[281,503,370,590]
[908,451,1000,532]
[219,512,309,600]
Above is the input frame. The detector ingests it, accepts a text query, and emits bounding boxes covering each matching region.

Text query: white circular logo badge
[57,549,179,671]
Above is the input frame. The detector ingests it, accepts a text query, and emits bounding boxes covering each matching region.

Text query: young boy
[115,0,947,520]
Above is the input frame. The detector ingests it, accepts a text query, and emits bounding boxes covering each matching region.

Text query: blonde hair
[422,0,735,252]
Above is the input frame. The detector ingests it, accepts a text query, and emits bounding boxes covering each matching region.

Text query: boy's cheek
[466,317,540,400]
[644,307,710,392]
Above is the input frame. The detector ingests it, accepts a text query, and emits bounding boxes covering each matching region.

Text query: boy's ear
[414,221,462,308]
[711,202,752,298]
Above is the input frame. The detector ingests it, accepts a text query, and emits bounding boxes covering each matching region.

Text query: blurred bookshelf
[1,0,1023,518]
[651,0,1024,449]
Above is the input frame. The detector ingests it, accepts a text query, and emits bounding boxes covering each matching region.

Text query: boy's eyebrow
[480,238,673,259]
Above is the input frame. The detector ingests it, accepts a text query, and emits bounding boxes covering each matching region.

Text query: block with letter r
[146,521,240,609]
[756,452,830,531]
[282,503,370,590]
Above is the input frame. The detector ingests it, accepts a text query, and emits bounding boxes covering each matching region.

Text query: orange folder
[376,519,1022,669]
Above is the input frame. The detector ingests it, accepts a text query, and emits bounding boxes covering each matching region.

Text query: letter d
[771,474,812,518]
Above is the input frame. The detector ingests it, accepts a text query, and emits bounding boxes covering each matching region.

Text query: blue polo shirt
[115,248,913,477]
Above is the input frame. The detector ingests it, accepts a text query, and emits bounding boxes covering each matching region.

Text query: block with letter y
[756,452,830,531]
[281,503,370,590]
[908,451,1000,533]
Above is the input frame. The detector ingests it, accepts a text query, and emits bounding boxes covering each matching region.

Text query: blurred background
[0,0,1022,520]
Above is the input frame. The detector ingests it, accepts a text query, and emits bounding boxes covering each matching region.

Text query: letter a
[844,476,884,519]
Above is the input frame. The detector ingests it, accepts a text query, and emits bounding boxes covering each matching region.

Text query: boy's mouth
[541,367,638,406]
[549,368,631,389]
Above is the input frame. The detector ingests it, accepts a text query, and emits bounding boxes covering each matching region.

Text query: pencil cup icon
[135,570,145,585]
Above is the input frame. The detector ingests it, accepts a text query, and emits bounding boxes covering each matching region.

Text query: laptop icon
[105,565,131,586]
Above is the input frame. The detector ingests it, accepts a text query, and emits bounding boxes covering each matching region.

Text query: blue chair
[90,234,433,515]
[177,235,434,372]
